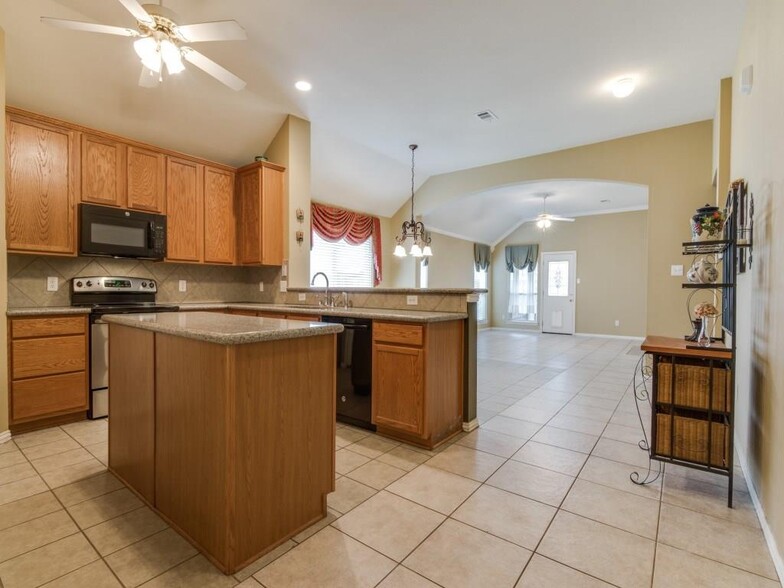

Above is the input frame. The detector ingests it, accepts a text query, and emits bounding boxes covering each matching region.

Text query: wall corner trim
[462,419,480,432]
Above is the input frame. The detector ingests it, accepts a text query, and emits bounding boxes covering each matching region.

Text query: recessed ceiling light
[295,80,312,92]
[611,77,636,98]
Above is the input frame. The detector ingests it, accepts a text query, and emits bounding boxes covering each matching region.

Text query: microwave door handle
[147,222,156,249]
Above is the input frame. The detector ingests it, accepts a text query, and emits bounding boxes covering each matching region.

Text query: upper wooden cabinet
[166,157,204,262]
[127,145,166,213]
[6,112,78,255]
[81,133,126,207]
[237,162,285,266]
[203,166,236,265]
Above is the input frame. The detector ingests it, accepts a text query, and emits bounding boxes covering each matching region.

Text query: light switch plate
[46,276,59,292]
[298,293,307,302]
[670,265,684,277]
[576,277,581,285]
[259,282,264,292]
[281,261,288,278]
[406,295,418,305]
[280,280,288,293]
[178,280,187,292]
[614,320,620,327]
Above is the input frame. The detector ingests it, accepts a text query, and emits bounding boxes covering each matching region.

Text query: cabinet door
[372,343,425,435]
[203,166,235,264]
[261,166,284,265]
[236,169,261,264]
[6,113,77,254]
[127,145,166,212]
[166,157,203,262]
[81,133,125,207]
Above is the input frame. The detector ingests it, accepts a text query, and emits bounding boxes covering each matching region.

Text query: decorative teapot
[687,256,719,284]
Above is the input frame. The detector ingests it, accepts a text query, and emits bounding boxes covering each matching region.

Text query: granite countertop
[102,311,344,345]
[285,287,487,295]
[6,306,91,317]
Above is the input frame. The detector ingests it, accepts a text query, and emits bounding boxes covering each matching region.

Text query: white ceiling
[1,0,745,217]
[424,180,649,246]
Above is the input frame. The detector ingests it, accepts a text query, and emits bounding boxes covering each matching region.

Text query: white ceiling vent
[474,110,498,122]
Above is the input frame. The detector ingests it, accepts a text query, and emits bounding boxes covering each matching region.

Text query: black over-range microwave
[79,204,167,260]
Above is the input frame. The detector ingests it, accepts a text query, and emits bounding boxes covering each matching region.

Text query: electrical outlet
[281,262,288,278]
[258,282,264,292]
[298,293,307,302]
[671,264,684,277]
[406,295,418,306]
[614,320,620,327]
[178,280,187,292]
[46,276,59,292]
[280,280,288,293]
[576,277,581,285]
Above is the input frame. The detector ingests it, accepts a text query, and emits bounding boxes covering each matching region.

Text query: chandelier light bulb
[422,245,433,257]
[393,244,406,257]
[410,243,423,257]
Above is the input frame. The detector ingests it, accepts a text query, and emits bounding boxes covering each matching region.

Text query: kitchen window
[310,232,375,288]
[420,260,429,289]
[473,266,488,323]
[508,266,538,323]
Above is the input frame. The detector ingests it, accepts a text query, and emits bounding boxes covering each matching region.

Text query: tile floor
[0,330,780,587]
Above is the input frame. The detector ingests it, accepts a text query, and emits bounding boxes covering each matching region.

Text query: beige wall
[732,0,784,568]
[411,121,714,337]
[491,211,648,336]
[423,232,475,289]
[0,29,8,435]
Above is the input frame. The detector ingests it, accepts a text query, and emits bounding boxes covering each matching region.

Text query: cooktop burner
[71,275,179,314]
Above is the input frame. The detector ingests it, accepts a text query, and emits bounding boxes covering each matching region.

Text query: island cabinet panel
[203,166,236,264]
[236,162,285,266]
[80,133,126,207]
[6,113,78,255]
[166,157,204,262]
[108,325,155,503]
[373,344,425,435]
[126,145,166,213]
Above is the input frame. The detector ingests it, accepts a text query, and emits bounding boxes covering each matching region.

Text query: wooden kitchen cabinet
[6,112,78,255]
[166,157,203,262]
[372,320,464,449]
[8,315,89,431]
[203,166,236,264]
[127,145,166,213]
[81,133,126,207]
[236,162,285,266]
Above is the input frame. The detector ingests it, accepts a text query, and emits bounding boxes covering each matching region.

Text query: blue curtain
[473,243,491,271]
[505,244,539,273]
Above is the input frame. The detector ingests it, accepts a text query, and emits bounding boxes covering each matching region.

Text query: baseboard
[735,442,784,582]
[462,419,479,432]
[0,430,11,445]
[575,332,645,340]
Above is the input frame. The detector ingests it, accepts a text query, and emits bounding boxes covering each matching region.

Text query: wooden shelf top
[641,335,732,360]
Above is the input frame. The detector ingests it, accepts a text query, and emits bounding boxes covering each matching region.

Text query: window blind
[310,232,374,288]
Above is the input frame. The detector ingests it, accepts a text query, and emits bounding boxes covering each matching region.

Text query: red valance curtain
[311,202,383,286]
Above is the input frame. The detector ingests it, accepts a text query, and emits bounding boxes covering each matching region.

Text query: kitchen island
[103,311,342,574]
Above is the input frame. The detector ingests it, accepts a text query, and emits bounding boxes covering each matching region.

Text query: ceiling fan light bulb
[141,53,162,73]
[133,36,157,61]
[160,39,185,74]
[544,219,552,228]
[393,244,407,257]
[536,219,545,229]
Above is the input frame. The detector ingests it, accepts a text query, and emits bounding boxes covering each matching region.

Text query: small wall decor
[296,208,305,223]
[296,230,304,244]
[737,180,753,273]
[686,256,719,284]
[254,155,269,162]
[690,204,726,242]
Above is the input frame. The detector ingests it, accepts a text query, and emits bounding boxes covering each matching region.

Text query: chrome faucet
[311,272,332,307]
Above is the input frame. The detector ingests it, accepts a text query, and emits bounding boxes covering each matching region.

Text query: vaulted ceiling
[2,0,745,216]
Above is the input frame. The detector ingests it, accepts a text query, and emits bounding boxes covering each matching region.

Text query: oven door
[90,318,109,419]
[79,203,166,260]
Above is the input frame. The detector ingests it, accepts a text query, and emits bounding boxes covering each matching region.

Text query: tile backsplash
[7,254,280,308]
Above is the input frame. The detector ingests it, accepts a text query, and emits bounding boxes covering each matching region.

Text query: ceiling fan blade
[181,47,246,91]
[138,65,160,88]
[116,0,155,27]
[41,17,138,36]
[548,216,576,222]
[175,20,247,43]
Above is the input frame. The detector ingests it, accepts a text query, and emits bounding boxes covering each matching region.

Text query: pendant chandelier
[393,144,433,258]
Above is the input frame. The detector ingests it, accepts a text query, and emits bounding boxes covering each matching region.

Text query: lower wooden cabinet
[372,320,464,448]
[8,315,89,430]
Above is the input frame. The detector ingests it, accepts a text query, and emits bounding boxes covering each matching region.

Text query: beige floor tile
[516,554,613,587]
[591,437,650,468]
[568,395,619,410]
[0,440,17,454]
[559,404,615,423]
[140,554,234,588]
[0,533,98,588]
[84,507,168,556]
[53,472,124,507]
[531,426,598,454]
[404,519,531,587]
[327,477,377,514]
[377,446,430,471]
[549,414,607,436]
[387,465,480,515]
[334,448,372,475]
[578,456,661,500]
[425,444,505,482]
[481,415,542,440]
[562,479,659,539]
[499,405,557,425]
[85,442,109,464]
[41,559,122,587]
[456,428,527,458]
[12,428,70,449]
[0,510,78,563]
[511,440,588,476]
[0,447,27,469]
[235,579,263,587]
[333,491,445,561]
[234,540,296,582]
[39,458,107,489]
[0,475,48,506]
[666,461,749,493]
[452,485,556,550]
[255,526,395,588]
[347,435,400,458]
[0,491,62,532]
[487,460,574,507]
[662,473,760,529]
[292,509,339,544]
[61,420,108,447]
[658,503,778,580]
[0,462,38,485]
[105,528,197,588]
[346,460,407,490]
[377,566,439,587]
[67,488,143,529]
[335,427,369,448]
[538,511,655,588]
[20,438,81,462]
[30,448,95,474]
[652,543,781,588]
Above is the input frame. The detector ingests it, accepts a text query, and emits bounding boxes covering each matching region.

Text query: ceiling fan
[527,193,575,229]
[41,0,247,91]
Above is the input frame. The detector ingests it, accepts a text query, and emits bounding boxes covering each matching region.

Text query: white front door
[541,251,577,335]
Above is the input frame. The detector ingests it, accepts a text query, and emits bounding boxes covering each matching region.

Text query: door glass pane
[547,261,569,297]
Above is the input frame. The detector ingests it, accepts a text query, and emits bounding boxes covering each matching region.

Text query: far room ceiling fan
[527,193,575,230]
[41,0,247,90]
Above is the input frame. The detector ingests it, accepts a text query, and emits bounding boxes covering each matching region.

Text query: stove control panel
[72,276,158,293]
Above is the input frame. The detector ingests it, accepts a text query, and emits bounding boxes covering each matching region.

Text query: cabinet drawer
[374,322,423,346]
[11,316,86,339]
[12,335,86,379]
[12,371,87,422]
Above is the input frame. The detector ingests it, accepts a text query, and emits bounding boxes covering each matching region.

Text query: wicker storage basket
[655,413,729,468]
[657,361,730,412]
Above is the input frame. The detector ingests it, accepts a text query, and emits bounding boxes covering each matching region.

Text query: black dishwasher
[321,316,375,431]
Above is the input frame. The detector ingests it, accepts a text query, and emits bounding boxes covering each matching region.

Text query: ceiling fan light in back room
[160,39,185,74]
[133,36,161,72]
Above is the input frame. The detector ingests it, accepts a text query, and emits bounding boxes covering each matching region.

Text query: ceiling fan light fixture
[160,39,184,74]
[611,77,636,98]
[134,36,162,73]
